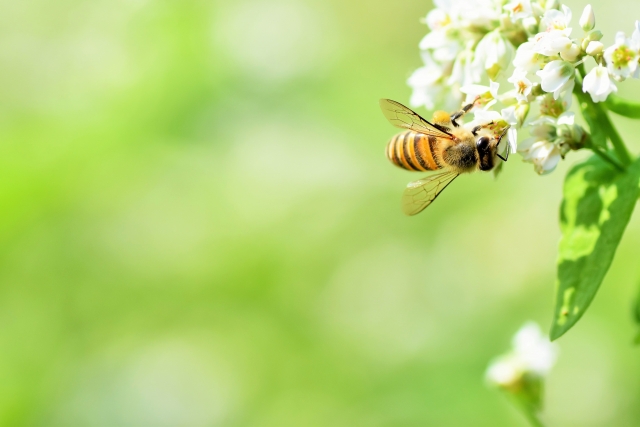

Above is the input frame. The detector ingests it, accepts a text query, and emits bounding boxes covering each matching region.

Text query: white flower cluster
[486,322,558,389]
[409,1,640,174]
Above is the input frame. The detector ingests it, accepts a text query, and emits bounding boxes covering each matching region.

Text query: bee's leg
[496,136,511,162]
[501,145,511,161]
[450,101,476,127]
[471,120,496,136]
[495,126,511,161]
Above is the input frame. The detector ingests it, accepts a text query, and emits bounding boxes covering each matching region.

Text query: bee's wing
[402,170,459,216]
[379,99,454,139]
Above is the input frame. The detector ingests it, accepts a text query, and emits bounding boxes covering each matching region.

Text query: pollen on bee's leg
[432,110,451,125]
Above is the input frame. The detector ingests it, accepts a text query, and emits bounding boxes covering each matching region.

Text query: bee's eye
[476,136,490,151]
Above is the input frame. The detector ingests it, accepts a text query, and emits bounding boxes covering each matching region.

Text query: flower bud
[582,30,603,51]
[530,4,544,19]
[557,124,586,151]
[522,16,539,35]
[586,41,604,56]
[500,13,512,30]
[531,83,544,97]
[557,125,572,141]
[570,124,586,147]
[587,30,603,41]
[545,0,559,11]
[514,102,530,128]
[579,5,595,31]
[560,43,581,62]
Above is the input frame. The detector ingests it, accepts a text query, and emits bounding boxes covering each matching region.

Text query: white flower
[486,354,525,387]
[486,322,558,388]
[579,4,595,31]
[632,21,640,78]
[560,43,581,62]
[536,60,575,99]
[521,139,561,174]
[531,30,574,57]
[555,111,575,126]
[512,42,541,73]
[464,108,503,132]
[473,29,515,80]
[585,41,603,56]
[518,114,570,175]
[448,48,481,87]
[632,20,640,46]
[503,0,533,22]
[512,322,558,375]
[500,105,522,153]
[459,81,499,106]
[558,76,575,108]
[540,5,572,35]
[468,109,503,128]
[407,52,448,110]
[419,30,462,62]
[519,126,562,175]
[521,16,539,34]
[507,68,533,101]
[408,67,443,110]
[582,65,617,102]
[604,31,640,79]
[425,8,451,31]
[453,0,503,29]
[538,93,566,117]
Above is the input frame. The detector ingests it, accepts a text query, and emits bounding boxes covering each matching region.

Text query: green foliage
[634,282,640,345]
[503,377,545,427]
[551,156,640,340]
[606,94,640,119]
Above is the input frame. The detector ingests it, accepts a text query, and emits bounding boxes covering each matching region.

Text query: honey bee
[380,98,510,215]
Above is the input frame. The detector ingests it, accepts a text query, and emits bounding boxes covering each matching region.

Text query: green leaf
[550,155,640,340]
[605,94,640,119]
[633,281,640,345]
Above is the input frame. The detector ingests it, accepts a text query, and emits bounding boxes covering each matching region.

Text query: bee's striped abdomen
[386,131,441,171]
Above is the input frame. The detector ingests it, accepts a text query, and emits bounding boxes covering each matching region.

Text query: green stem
[522,409,545,427]
[575,64,632,167]
[591,101,632,167]
[605,94,640,118]
[573,74,607,148]
[505,391,546,427]
[590,146,624,171]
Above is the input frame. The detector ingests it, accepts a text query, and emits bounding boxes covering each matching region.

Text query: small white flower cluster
[409,1,640,174]
[486,322,558,390]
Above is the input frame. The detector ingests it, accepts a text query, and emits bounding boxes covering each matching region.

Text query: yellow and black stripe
[386,131,442,171]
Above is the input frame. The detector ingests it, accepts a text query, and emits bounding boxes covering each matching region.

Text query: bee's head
[475,126,509,171]
[475,135,495,171]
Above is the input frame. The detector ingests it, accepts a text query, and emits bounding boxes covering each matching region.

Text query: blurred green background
[1,0,640,425]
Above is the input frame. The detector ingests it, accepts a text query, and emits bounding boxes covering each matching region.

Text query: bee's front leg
[450,97,480,127]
